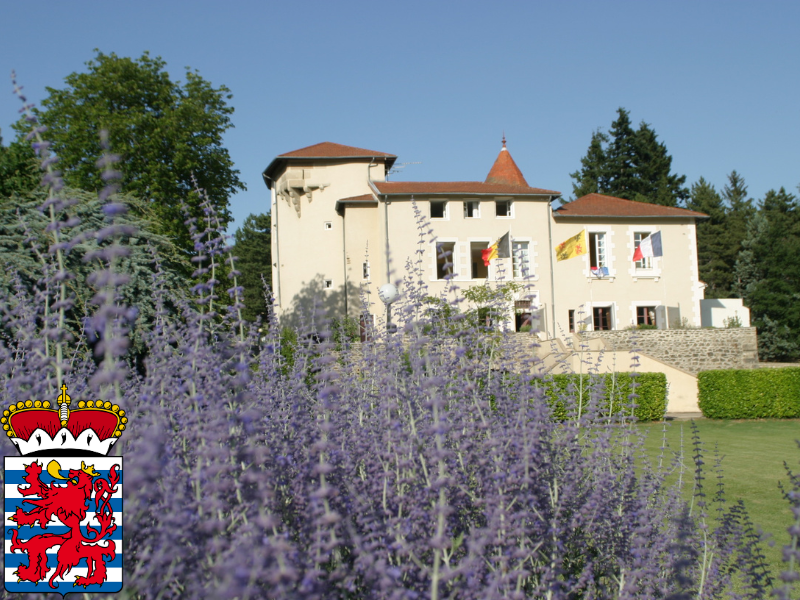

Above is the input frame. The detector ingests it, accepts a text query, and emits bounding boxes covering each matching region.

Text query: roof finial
[502,131,506,149]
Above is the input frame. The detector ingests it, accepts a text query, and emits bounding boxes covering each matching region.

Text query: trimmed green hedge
[541,372,667,422]
[698,367,800,419]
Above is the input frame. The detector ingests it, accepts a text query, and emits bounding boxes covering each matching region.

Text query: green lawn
[639,418,800,582]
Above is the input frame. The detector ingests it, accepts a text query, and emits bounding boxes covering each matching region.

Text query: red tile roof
[373,181,559,196]
[554,193,708,219]
[278,142,395,159]
[485,145,529,187]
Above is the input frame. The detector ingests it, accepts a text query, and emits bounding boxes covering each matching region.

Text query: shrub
[541,372,667,422]
[698,367,800,418]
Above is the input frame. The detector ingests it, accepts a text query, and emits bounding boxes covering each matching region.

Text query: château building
[262,139,707,337]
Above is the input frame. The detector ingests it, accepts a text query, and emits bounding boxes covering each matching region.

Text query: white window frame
[467,238,492,281]
[463,200,480,219]
[430,200,449,220]
[583,227,615,279]
[627,226,662,279]
[324,221,332,230]
[495,199,514,218]
[323,279,333,290]
[432,239,458,281]
[587,301,617,331]
[630,301,664,329]
[512,239,532,279]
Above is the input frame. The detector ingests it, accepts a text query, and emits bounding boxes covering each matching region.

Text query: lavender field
[1,78,799,599]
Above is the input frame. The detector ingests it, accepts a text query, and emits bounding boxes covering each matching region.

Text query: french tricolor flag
[632,231,663,262]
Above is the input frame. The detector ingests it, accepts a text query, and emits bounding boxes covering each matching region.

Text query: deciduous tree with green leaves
[20,51,245,252]
[232,212,271,322]
[0,129,39,198]
[571,108,688,206]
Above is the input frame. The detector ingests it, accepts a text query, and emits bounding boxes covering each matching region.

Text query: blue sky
[2,1,798,235]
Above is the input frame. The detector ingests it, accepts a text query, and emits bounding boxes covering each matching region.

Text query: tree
[0,188,191,366]
[734,188,800,361]
[232,213,271,322]
[571,108,689,206]
[686,178,730,298]
[23,51,245,252]
[0,129,39,199]
[722,171,755,296]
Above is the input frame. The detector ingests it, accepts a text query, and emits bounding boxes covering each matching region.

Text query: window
[324,221,332,230]
[463,201,480,218]
[495,200,512,217]
[323,279,333,289]
[470,242,489,279]
[637,306,657,326]
[593,306,612,331]
[436,242,455,280]
[634,232,653,269]
[589,232,607,269]
[431,201,447,219]
[568,309,576,333]
[512,241,530,278]
[515,300,532,332]
[362,261,370,280]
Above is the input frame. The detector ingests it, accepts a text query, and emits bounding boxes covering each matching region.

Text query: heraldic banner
[3,385,124,595]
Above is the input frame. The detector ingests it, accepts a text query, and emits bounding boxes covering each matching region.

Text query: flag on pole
[555,230,587,262]
[632,231,663,262]
[481,232,511,266]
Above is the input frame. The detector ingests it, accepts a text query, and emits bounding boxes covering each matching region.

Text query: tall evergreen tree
[722,170,755,298]
[686,178,729,298]
[571,108,689,206]
[735,188,800,361]
[232,213,271,322]
[570,130,608,198]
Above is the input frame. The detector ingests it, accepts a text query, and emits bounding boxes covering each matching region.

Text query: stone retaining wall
[577,327,759,375]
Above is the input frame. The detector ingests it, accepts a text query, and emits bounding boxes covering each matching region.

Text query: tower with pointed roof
[485,136,529,187]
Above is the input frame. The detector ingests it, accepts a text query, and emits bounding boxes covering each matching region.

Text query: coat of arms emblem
[3,385,124,594]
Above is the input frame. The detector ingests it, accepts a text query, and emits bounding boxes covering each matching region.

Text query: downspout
[262,173,281,309]
[366,157,390,284]
[384,195,390,283]
[547,196,558,338]
[341,205,348,318]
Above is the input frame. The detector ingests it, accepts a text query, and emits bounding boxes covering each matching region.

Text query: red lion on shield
[8,459,119,589]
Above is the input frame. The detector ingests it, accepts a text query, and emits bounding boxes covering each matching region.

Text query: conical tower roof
[485,135,529,187]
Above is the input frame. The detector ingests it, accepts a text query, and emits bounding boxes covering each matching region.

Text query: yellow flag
[555,230,587,262]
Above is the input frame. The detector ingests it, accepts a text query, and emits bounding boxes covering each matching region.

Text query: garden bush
[1,73,799,599]
[543,372,667,422]
[698,367,800,419]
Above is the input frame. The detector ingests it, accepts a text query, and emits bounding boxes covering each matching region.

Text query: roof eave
[553,214,709,220]
[377,191,558,198]
[264,154,397,185]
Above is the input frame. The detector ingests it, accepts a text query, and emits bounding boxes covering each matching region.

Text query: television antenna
[387,161,421,180]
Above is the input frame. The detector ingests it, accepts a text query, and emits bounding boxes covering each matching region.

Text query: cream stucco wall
[270,159,386,323]
[375,196,555,332]
[551,218,703,335]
